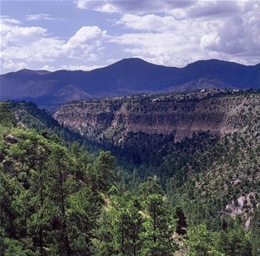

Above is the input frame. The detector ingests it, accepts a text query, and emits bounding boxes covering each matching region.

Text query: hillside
[54,90,260,227]
[0,102,116,255]
[6,101,100,153]
[1,58,259,111]
[1,98,260,255]
[54,89,259,144]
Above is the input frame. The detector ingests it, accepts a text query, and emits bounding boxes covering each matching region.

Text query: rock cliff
[53,90,260,145]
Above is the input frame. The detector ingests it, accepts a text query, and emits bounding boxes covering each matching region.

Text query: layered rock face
[53,92,260,144]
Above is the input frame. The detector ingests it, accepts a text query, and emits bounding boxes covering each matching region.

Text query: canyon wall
[53,93,260,144]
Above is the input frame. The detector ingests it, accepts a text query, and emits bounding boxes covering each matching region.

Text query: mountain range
[0,58,259,110]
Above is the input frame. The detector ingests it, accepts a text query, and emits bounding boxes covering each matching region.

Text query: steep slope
[53,90,260,223]
[54,90,260,144]
[0,111,117,255]
[1,58,259,110]
[169,99,260,230]
[2,101,101,154]
[54,90,260,220]
[1,97,260,255]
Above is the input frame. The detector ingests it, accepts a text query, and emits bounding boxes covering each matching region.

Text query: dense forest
[0,99,260,255]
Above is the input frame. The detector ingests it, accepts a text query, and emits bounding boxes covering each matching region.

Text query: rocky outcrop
[53,92,260,145]
[4,134,18,144]
[222,192,258,230]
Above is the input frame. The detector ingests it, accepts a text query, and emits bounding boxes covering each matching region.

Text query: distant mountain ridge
[1,58,259,110]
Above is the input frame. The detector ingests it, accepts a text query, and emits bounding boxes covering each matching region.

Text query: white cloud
[110,13,220,66]
[1,59,28,72]
[76,0,195,14]
[63,26,107,59]
[1,0,259,73]
[109,31,199,67]
[108,0,260,67]
[0,17,108,73]
[117,14,177,32]
[197,2,260,58]
[60,64,104,71]
[0,19,50,53]
[200,33,221,51]
[0,16,21,24]
[187,1,239,18]
[41,65,56,72]
[26,13,65,21]
[0,19,64,72]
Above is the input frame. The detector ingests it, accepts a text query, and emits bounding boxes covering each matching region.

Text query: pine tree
[91,151,116,193]
[44,145,72,255]
[174,207,187,236]
[185,224,225,256]
[95,191,144,256]
[140,193,177,256]
[0,101,16,127]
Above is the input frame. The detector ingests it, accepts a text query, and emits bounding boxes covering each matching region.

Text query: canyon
[54,90,260,145]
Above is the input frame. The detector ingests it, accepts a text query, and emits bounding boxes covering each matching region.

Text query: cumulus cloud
[107,0,260,67]
[1,0,259,73]
[0,20,49,51]
[109,29,200,67]
[197,1,260,58]
[117,14,177,32]
[187,1,239,18]
[1,59,28,72]
[63,26,107,59]
[0,16,108,73]
[0,20,57,70]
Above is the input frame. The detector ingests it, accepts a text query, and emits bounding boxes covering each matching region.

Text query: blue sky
[0,0,259,74]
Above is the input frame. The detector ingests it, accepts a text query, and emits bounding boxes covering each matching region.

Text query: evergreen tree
[0,101,16,127]
[90,151,116,193]
[67,185,100,255]
[95,192,144,256]
[215,221,252,256]
[0,166,35,254]
[185,224,224,256]
[174,207,187,236]
[140,193,177,256]
[44,145,72,255]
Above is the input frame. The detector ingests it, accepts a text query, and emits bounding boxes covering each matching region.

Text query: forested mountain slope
[1,99,260,255]
[54,90,260,236]
[1,101,181,255]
